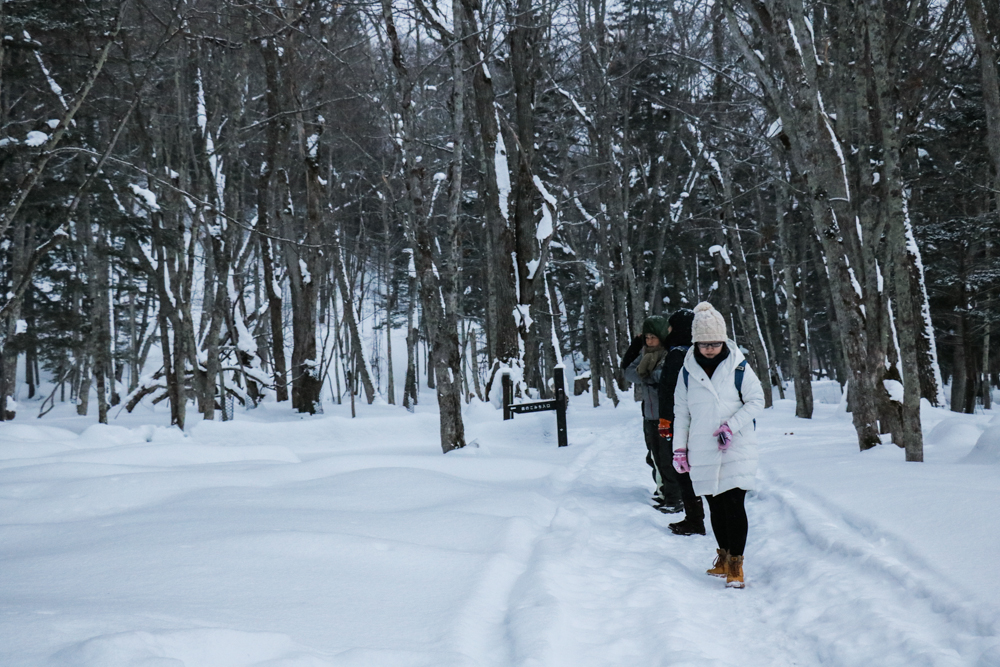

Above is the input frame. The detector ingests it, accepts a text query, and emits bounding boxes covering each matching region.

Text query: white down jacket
[672,341,765,496]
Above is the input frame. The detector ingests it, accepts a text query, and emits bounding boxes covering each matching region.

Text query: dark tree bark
[403,272,419,411]
[864,0,923,460]
[457,0,520,396]
[283,164,323,414]
[332,226,376,404]
[257,40,289,402]
[383,0,466,451]
[776,171,813,418]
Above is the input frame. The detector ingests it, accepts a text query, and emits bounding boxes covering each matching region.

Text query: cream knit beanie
[692,302,727,343]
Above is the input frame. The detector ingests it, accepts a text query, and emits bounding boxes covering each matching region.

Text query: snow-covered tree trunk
[403,270,419,412]
[383,206,396,406]
[509,0,546,395]
[256,40,289,403]
[283,159,323,414]
[382,0,466,452]
[709,149,773,408]
[723,0,881,448]
[87,217,112,424]
[966,0,1000,186]
[966,0,1000,413]
[863,0,922,460]
[457,0,520,397]
[776,173,813,418]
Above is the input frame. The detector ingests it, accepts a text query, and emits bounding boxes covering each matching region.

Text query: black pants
[643,420,681,504]
[677,470,705,524]
[706,488,748,556]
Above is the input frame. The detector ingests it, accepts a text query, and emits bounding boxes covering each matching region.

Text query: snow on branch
[31,34,68,110]
[533,175,557,242]
[495,110,511,223]
[129,184,160,211]
[555,87,595,130]
[709,244,731,265]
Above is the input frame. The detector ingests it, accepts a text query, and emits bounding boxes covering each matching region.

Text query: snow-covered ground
[1,390,999,666]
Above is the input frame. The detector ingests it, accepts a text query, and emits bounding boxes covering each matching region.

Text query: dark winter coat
[657,346,690,422]
[657,309,695,422]
[624,351,666,421]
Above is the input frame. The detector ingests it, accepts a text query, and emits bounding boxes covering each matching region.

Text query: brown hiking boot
[707,549,729,577]
[726,555,745,589]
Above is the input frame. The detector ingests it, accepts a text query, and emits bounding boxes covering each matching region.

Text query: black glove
[620,334,645,370]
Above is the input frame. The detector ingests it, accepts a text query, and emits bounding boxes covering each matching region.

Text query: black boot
[668,518,706,535]
[654,497,684,514]
[677,473,705,524]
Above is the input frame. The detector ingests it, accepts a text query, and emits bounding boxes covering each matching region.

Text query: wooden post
[503,368,568,446]
[554,365,568,447]
[502,371,513,420]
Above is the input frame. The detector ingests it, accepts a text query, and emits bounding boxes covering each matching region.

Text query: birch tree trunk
[88,218,112,424]
[712,151,773,407]
[332,224,376,403]
[0,216,28,419]
[403,271,419,411]
[384,206,396,406]
[283,162,323,414]
[724,0,882,449]
[966,0,1000,410]
[864,0,922,460]
[776,172,813,418]
[258,40,289,402]
[383,0,465,451]
[457,0,520,396]
[966,0,1000,185]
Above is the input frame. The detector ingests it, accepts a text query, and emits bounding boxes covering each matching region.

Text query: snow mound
[78,423,169,447]
[0,423,77,442]
[53,442,300,467]
[963,426,1000,465]
[978,643,1000,667]
[53,628,333,667]
[0,423,80,460]
[926,416,984,448]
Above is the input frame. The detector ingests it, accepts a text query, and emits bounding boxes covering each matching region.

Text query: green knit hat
[641,316,669,342]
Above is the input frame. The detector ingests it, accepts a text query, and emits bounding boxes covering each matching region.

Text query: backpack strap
[677,346,692,389]
[684,358,743,399]
[734,360,746,404]
[685,358,755,429]
[734,360,756,430]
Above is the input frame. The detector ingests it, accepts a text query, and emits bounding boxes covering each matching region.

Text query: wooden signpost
[501,365,569,447]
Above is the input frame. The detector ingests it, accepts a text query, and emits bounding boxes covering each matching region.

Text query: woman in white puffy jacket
[672,302,764,589]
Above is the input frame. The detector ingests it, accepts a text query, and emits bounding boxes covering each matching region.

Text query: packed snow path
[1,397,999,666]
[500,408,999,666]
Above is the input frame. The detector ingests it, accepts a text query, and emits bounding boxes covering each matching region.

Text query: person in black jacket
[656,309,707,535]
[621,316,683,513]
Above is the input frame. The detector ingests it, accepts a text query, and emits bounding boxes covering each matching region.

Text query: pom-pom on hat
[691,302,727,343]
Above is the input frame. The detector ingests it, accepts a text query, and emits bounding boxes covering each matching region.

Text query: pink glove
[672,448,690,474]
[713,423,734,451]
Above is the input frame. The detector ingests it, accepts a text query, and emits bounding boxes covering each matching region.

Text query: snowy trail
[490,409,1000,667]
[2,399,1000,666]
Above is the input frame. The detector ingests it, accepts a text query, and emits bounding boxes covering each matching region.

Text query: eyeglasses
[697,342,724,350]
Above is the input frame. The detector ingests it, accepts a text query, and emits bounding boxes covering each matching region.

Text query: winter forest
[5,1,1000,664]
[1,0,999,456]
